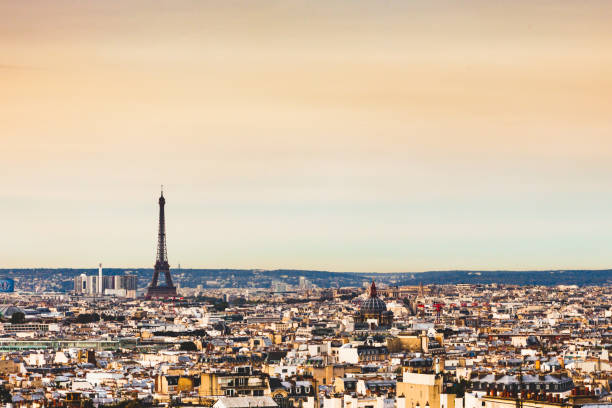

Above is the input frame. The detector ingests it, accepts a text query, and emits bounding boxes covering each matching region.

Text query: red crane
[434,303,443,323]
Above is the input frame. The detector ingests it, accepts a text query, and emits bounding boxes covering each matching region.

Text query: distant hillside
[0,268,611,292]
[364,269,612,286]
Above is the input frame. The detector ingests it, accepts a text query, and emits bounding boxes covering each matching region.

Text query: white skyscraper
[98,263,103,294]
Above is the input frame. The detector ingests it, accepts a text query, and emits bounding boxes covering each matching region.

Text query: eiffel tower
[145,188,177,299]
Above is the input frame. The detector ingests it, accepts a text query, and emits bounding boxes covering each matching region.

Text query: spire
[369,280,377,298]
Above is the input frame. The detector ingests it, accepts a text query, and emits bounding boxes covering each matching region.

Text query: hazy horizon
[2,1,612,271]
[3,267,612,274]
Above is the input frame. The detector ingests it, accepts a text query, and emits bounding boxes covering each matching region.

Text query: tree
[75,313,100,324]
[213,301,229,312]
[10,311,25,324]
[0,385,12,403]
[100,398,148,408]
[231,297,247,306]
[179,341,198,351]
[446,379,471,398]
[339,293,357,301]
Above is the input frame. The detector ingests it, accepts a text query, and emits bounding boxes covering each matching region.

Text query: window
[225,389,235,397]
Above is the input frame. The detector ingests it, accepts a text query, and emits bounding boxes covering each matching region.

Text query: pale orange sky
[2,1,612,271]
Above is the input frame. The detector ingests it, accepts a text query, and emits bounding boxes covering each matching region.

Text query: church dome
[360,281,387,314]
[360,296,387,314]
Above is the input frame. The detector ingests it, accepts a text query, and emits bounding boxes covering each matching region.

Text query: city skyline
[1,3,611,407]
[2,1,612,271]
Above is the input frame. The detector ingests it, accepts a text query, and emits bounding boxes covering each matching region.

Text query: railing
[0,339,124,351]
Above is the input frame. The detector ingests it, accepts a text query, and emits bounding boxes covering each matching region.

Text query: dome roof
[360,296,387,314]
[0,305,24,318]
[360,281,387,314]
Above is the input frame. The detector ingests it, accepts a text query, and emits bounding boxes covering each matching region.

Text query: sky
[1,0,612,272]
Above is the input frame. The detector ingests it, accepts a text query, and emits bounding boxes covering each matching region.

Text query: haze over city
[2,1,612,271]
[4,3,612,408]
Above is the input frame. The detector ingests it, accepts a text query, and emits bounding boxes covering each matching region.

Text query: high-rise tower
[145,188,177,299]
[98,263,103,295]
